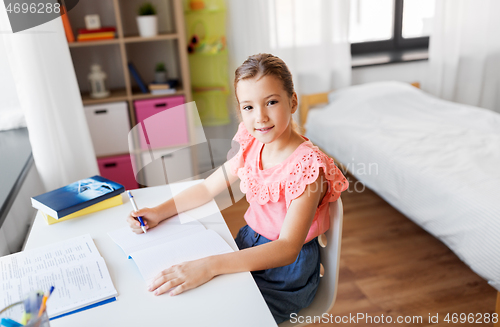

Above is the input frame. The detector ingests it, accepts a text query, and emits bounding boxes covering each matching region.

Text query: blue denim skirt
[235,224,321,324]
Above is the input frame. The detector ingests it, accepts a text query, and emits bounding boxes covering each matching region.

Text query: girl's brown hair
[234,53,302,134]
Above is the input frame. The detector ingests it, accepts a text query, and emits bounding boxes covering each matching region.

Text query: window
[350,0,435,54]
[269,0,323,48]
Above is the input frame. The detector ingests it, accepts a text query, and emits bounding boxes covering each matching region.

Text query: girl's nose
[255,106,268,123]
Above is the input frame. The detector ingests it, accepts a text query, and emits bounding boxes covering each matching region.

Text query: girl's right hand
[127,207,163,234]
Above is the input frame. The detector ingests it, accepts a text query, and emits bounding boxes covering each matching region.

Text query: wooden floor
[220,175,497,326]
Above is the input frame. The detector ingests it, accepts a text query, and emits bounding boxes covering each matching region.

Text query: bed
[300,81,500,297]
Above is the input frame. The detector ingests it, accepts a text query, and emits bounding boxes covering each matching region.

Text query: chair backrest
[279,198,344,326]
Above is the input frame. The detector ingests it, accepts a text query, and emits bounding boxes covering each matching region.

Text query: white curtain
[424,0,500,114]
[226,0,351,101]
[0,8,99,191]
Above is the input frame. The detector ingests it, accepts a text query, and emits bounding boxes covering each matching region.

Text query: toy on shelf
[189,0,205,10]
[187,35,225,54]
[85,14,101,30]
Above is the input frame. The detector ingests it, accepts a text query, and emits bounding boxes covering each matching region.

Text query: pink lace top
[227,122,349,243]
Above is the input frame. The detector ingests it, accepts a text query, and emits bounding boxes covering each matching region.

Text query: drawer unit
[134,96,188,150]
[84,102,131,156]
[141,147,193,187]
[98,155,139,190]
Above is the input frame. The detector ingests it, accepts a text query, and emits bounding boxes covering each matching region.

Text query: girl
[127,53,349,323]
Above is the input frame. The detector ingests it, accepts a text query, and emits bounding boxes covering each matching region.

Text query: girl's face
[236,74,298,144]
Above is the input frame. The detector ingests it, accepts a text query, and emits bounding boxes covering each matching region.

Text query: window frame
[351,0,430,55]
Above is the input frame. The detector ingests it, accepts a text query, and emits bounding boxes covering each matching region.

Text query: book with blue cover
[128,62,148,93]
[31,175,124,219]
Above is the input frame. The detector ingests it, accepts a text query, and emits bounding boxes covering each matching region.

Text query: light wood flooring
[220,174,497,326]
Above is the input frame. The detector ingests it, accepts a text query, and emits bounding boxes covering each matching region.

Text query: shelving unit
[66,0,199,187]
[67,0,191,109]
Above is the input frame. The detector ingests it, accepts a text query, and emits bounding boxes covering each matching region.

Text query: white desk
[24,180,277,327]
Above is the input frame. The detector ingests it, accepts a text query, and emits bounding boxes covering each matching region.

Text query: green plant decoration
[155,62,166,72]
[138,3,157,16]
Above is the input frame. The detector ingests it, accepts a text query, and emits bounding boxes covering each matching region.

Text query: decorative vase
[136,15,158,37]
[155,71,167,83]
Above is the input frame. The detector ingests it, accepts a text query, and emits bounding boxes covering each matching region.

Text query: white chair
[279,198,344,327]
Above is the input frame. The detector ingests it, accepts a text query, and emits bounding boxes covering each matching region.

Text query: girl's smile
[256,126,274,133]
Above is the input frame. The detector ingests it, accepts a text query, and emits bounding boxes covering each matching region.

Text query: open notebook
[0,234,117,320]
[108,215,233,282]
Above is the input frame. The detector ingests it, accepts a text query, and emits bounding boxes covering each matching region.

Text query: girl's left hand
[148,257,215,296]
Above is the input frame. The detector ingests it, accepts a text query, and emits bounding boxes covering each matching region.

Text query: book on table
[40,194,123,225]
[31,175,124,220]
[0,234,117,320]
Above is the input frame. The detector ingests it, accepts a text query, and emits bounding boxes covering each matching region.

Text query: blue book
[31,175,124,219]
[128,62,148,93]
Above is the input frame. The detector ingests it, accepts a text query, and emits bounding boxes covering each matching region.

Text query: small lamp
[88,64,110,99]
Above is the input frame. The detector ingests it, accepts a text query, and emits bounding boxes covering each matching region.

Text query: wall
[0,39,25,131]
[352,60,429,87]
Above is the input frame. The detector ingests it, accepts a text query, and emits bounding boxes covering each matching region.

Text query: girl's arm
[211,170,328,273]
[149,171,328,296]
[127,160,239,233]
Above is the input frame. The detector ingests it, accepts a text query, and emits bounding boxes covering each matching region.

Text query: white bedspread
[305,81,500,291]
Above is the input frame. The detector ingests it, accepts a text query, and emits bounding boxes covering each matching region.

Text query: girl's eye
[242,106,253,111]
[267,100,278,106]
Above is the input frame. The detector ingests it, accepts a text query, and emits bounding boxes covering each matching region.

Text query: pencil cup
[0,300,50,327]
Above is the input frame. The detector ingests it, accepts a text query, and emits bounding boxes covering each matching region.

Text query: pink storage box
[134,96,188,150]
[98,155,139,190]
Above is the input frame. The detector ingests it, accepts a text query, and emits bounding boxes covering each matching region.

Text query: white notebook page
[130,229,234,282]
[107,215,206,257]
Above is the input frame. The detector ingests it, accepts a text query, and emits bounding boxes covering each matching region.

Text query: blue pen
[127,191,147,233]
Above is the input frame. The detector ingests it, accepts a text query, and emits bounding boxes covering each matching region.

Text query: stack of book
[148,82,176,95]
[31,176,125,225]
[77,27,116,42]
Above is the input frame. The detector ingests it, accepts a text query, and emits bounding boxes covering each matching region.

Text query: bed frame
[298,91,346,173]
[298,81,500,324]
